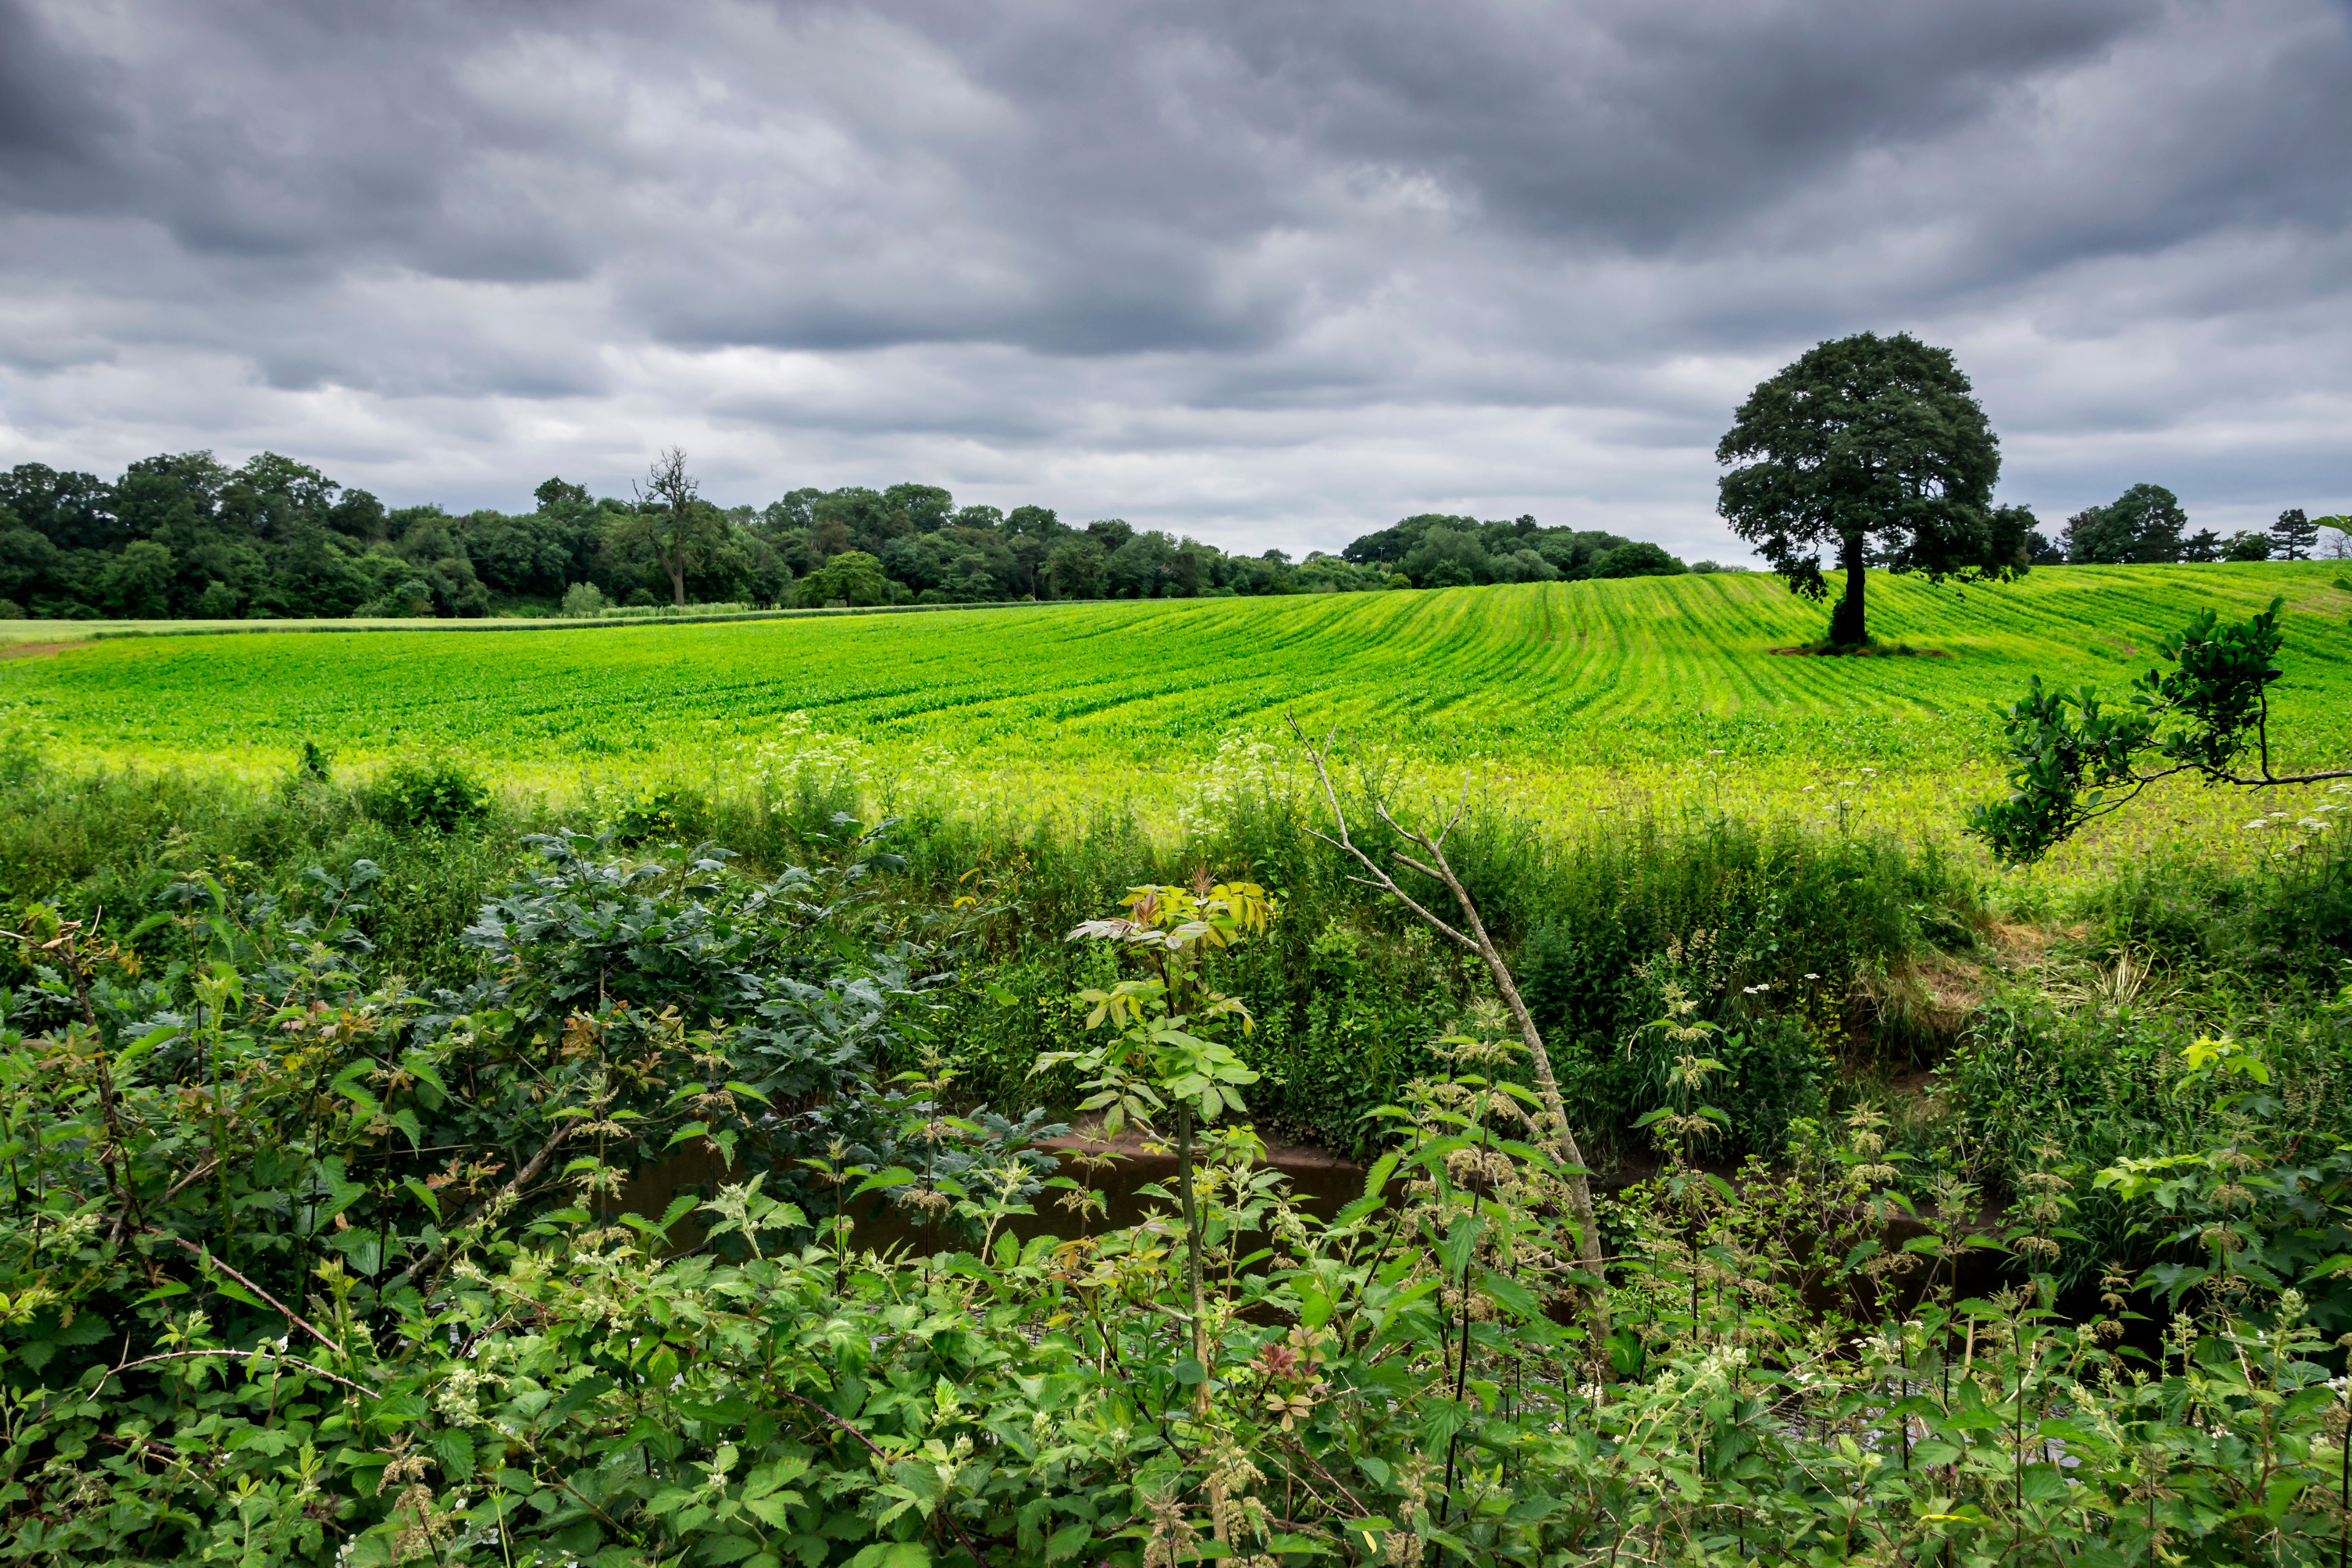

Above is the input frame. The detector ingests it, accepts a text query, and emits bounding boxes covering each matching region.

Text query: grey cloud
[6,1,590,281]
[1186,0,2156,249]
[0,0,2346,556]
[0,2,127,206]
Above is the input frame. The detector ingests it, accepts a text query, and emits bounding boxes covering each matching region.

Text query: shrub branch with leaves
[1969,596,2352,863]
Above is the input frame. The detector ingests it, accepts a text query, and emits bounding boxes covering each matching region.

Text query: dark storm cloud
[0,1,124,205]
[0,2,592,282]
[0,0,2346,554]
[1184,0,2155,247]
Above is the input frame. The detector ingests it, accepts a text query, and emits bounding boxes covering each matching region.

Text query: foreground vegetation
[1,725,2350,1562]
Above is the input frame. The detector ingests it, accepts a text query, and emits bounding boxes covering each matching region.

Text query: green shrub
[358,753,493,832]
[2082,824,2352,984]
[608,783,697,846]
[1940,979,2352,1296]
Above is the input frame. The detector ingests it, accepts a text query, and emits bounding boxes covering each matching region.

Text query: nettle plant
[2094,1030,2352,1330]
[1039,875,1274,1392]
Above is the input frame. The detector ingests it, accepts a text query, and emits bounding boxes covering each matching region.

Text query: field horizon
[4,559,2347,888]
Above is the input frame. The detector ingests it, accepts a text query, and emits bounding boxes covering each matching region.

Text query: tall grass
[0,741,1985,1159]
[0,742,545,981]
[7,732,2344,1167]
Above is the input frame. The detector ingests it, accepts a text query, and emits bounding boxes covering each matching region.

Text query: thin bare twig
[157,1158,220,1205]
[382,1121,576,1297]
[1287,717,1613,1367]
[156,1232,341,1354]
[95,1347,376,1400]
[1275,1431,1376,1520]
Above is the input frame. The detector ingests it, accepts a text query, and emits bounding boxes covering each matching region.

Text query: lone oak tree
[1717,331,2028,647]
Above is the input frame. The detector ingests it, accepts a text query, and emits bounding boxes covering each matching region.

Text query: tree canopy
[2272,507,2320,560]
[1716,331,2029,647]
[2045,488,2342,568]
[2064,483,2187,565]
[1341,513,1683,585]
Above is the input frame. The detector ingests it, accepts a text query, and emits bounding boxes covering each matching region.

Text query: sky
[1,0,2347,562]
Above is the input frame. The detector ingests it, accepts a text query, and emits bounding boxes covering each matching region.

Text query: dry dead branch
[1287,717,1613,1364]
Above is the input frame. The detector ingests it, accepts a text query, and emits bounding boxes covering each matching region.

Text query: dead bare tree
[624,447,721,607]
[1289,717,1612,1362]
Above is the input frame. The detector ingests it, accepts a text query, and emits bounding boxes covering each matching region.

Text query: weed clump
[359,753,493,832]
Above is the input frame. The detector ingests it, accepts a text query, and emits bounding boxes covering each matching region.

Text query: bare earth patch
[1861,951,1985,1038]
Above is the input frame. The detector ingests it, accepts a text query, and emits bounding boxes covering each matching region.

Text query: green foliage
[2079,823,2352,987]
[1044,537,1107,599]
[797,549,895,608]
[1046,879,1278,1378]
[1948,980,2352,1303]
[2065,482,2189,565]
[1717,330,2027,646]
[0,732,1981,1174]
[1338,511,1678,587]
[871,786,1970,1161]
[1047,880,1273,1138]
[1931,818,2352,1278]
[9,451,1695,621]
[359,755,494,834]
[1588,539,1684,578]
[5,872,2352,1564]
[2272,507,2321,560]
[1512,818,1957,1155]
[1,729,2351,1561]
[1967,597,2352,863]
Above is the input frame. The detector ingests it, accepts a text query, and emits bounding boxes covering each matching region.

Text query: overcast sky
[1,0,2346,559]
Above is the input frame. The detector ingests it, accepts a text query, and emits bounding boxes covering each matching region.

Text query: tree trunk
[1829,532,1867,647]
[667,552,687,608]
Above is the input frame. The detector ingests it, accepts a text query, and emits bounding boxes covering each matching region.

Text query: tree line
[2043,484,2343,565]
[10,434,2328,626]
[0,446,1698,622]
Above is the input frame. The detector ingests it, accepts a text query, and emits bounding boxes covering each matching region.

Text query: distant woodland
[0,449,1700,621]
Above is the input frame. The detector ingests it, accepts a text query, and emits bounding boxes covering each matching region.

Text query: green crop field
[4,561,2348,882]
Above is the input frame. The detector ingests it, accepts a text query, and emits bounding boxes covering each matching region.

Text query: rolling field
[3,562,2348,880]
